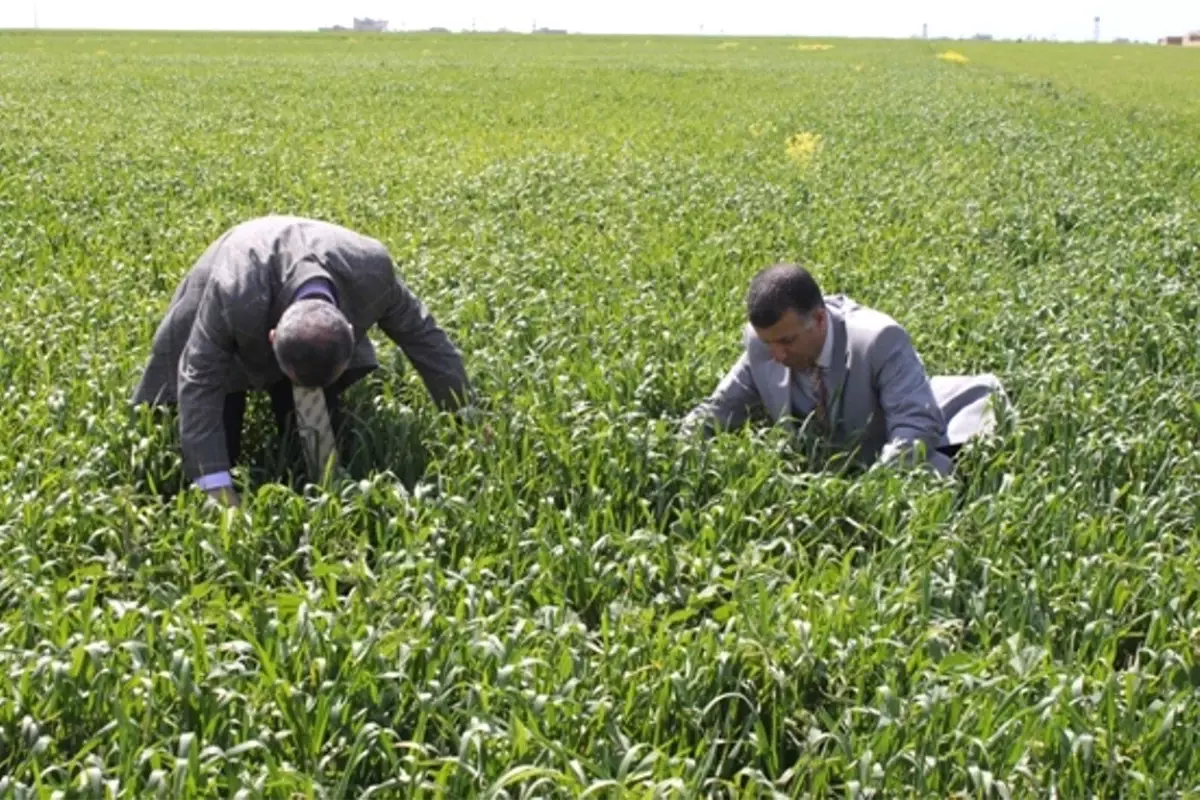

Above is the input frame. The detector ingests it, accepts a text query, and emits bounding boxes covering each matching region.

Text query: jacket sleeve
[681,351,763,437]
[871,324,952,474]
[177,280,237,481]
[375,273,473,411]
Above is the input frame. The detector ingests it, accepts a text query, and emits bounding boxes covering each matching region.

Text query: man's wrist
[194,471,233,491]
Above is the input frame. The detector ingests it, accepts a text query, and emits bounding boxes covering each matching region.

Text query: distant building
[353,17,388,32]
[1158,31,1200,46]
[533,27,568,34]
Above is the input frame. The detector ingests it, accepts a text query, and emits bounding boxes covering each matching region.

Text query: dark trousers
[222,366,373,467]
[937,443,962,461]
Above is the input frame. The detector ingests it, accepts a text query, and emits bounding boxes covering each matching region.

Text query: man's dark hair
[272,299,355,388]
[746,263,824,329]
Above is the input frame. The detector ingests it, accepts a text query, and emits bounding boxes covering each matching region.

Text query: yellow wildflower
[786,131,822,166]
[936,51,969,65]
[792,43,835,51]
[717,41,739,50]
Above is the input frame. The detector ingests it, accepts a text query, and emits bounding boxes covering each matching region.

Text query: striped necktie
[293,385,337,479]
[810,367,830,432]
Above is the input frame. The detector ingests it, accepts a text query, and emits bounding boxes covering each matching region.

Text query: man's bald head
[271,299,355,388]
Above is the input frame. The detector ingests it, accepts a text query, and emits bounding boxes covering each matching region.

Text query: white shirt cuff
[195,471,233,491]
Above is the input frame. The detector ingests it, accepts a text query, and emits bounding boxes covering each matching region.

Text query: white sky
[0,1,1195,42]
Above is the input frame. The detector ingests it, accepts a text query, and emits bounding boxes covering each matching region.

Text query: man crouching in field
[132,215,474,507]
[682,263,1008,475]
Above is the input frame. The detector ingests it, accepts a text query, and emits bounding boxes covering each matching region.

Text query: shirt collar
[293,276,339,306]
[815,317,833,370]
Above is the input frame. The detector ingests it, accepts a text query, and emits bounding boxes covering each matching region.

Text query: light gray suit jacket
[683,295,1008,475]
[132,215,471,480]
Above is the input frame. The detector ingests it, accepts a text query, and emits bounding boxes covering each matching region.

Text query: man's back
[132,214,459,405]
[132,214,471,484]
[208,215,392,281]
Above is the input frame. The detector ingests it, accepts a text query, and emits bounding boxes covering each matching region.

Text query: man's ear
[268,329,276,345]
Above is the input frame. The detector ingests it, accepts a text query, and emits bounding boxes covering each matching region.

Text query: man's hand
[205,486,241,508]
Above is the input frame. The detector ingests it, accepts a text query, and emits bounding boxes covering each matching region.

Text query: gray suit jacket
[132,215,471,480]
[682,295,1008,475]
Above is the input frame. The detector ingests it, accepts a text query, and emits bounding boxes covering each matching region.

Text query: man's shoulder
[198,216,295,277]
[740,322,770,363]
[216,214,300,248]
[829,295,905,342]
[219,215,388,258]
[303,220,396,280]
[221,216,397,296]
[309,217,389,252]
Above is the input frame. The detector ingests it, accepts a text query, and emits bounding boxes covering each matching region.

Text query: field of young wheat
[0,30,1198,797]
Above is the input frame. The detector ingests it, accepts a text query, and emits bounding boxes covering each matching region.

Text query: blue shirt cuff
[195,471,233,491]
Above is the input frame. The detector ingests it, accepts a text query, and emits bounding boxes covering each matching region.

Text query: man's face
[753,308,827,371]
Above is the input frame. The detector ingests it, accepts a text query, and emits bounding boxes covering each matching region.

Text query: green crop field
[1,29,1199,798]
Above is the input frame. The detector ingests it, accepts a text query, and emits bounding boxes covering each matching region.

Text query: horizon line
[0,27,1167,44]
